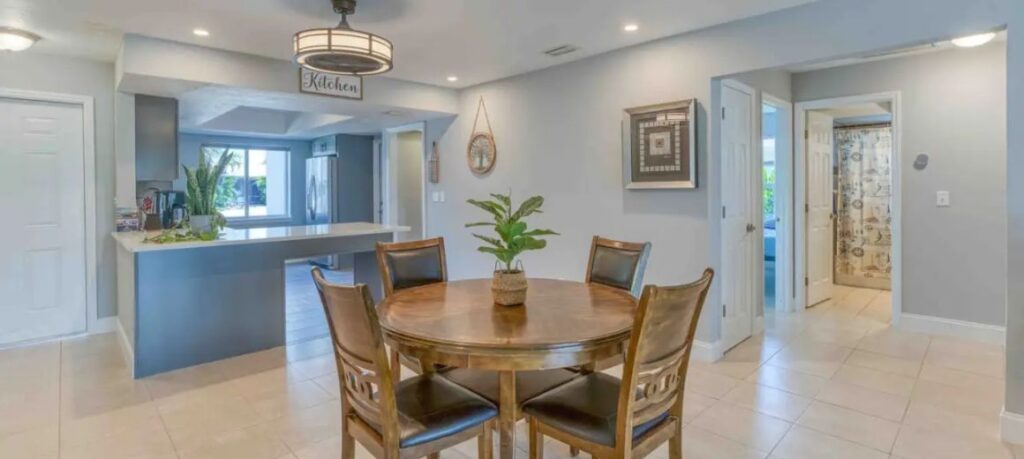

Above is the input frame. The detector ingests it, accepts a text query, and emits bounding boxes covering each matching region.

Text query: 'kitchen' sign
[299,68,363,100]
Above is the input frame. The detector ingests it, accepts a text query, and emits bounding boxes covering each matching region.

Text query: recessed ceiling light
[192,28,210,37]
[623,23,639,32]
[446,75,458,82]
[951,32,996,48]
[0,27,40,52]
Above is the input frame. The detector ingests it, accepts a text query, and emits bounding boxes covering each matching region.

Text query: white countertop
[112,222,410,253]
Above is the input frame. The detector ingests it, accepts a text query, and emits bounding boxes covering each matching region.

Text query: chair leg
[529,418,544,459]
[390,348,401,381]
[341,418,355,459]
[479,420,494,459]
[668,421,682,459]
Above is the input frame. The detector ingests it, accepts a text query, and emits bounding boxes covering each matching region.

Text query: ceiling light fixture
[446,75,458,82]
[951,32,996,48]
[623,23,639,32]
[0,27,40,52]
[193,28,210,37]
[294,0,393,76]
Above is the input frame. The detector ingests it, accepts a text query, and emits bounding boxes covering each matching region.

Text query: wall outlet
[936,191,951,207]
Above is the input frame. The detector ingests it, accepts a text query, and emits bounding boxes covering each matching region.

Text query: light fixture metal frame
[293,0,393,76]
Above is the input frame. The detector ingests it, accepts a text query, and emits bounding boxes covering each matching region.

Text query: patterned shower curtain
[834,125,893,290]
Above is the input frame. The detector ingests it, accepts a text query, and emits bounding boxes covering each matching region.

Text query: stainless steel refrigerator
[306,155,338,267]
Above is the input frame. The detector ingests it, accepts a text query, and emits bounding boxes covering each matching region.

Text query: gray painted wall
[792,44,1007,326]
[0,53,118,319]
[1005,2,1024,417]
[335,134,375,223]
[429,0,1008,343]
[174,134,312,228]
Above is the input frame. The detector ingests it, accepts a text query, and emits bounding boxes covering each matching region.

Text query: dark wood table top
[377,278,637,350]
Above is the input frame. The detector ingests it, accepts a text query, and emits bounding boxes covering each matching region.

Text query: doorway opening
[760,94,793,314]
[381,123,427,242]
[795,93,900,321]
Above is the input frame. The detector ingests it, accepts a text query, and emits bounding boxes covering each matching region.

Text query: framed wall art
[467,97,497,175]
[622,99,697,189]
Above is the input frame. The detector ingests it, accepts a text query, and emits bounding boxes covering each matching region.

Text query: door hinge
[804,130,809,140]
[722,107,726,120]
[722,206,727,218]
[805,203,810,213]
[723,304,727,317]
[805,277,809,286]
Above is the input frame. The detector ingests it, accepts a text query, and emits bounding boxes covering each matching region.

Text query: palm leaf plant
[466,192,558,273]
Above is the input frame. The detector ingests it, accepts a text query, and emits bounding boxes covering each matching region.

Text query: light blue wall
[175,133,312,227]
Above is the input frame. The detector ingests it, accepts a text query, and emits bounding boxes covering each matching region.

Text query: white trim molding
[1002,409,1024,445]
[691,339,724,362]
[115,318,135,377]
[897,313,1005,345]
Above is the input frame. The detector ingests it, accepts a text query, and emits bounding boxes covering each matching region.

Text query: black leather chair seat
[443,368,580,406]
[521,372,669,447]
[384,374,498,447]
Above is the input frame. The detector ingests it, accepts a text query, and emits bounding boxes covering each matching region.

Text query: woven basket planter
[492,270,527,306]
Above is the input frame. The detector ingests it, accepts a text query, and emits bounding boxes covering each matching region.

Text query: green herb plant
[142,222,221,244]
[466,192,558,273]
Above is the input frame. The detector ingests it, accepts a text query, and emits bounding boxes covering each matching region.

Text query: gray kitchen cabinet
[135,95,179,181]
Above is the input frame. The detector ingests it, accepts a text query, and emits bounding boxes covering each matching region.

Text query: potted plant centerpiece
[466,192,558,306]
[183,149,232,234]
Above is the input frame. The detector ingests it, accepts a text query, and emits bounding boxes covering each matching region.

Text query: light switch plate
[936,191,951,207]
[439,191,446,202]
[431,191,440,202]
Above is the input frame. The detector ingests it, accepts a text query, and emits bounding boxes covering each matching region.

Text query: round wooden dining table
[378,278,637,459]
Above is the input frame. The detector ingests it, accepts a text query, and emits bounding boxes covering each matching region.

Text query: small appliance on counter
[138,188,187,230]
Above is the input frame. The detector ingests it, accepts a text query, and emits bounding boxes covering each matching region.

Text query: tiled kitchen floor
[0,284,1018,458]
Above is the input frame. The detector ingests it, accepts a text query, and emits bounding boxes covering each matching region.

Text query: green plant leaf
[522,229,559,237]
[495,221,526,241]
[464,222,496,228]
[519,236,547,251]
[467,199,507,223]
[512,196,545,220]
[489,193,511,211]
[472,233,504,248]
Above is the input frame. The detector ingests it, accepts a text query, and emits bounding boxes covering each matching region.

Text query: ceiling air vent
[543,44,579,57]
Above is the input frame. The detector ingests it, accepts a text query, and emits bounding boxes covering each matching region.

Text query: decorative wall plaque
[622,99,697,189]
[467,97,496,175]
[299,68,363,100]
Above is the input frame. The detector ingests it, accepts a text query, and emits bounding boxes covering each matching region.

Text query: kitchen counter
[114,222,408,378]
[112,222,409,253]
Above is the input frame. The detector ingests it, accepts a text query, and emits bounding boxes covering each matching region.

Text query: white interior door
[720,82,756,352]
[0,97,87,345]
[806,110,835,307]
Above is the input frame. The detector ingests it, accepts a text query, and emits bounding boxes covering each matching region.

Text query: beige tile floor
[1,284,1020,458]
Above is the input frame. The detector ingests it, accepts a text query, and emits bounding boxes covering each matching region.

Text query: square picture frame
[622,99,697,189]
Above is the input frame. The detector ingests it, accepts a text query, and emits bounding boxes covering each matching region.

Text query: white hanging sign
[299,68,363,100]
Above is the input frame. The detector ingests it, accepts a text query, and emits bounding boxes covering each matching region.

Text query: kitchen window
[202,145,290,220]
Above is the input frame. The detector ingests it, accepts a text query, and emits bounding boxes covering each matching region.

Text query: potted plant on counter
[183,149,232,234]
[466,192,558,306]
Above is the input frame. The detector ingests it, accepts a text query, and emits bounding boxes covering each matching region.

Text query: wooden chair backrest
[376,237,448,298]
[585,236,652,298]
[615,268,714,450]
[312,267,401,448]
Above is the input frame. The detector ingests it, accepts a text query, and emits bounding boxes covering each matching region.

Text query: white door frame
[762,93,795,312]
[0,88,99,338]
[719,78,759,349]
[794,92,902,322]
[382,122,428,239]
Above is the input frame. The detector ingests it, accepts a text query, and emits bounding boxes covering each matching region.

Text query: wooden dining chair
[579,236,653,376]
[312,267,497,459]
[376,238,448,379]
[522,269,714,459]
[586,236,653,298]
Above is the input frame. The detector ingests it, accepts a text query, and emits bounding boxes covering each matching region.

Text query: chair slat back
[616,269,714,446]
[585,236,652,297]
[312,268,399,444]
[376,238,448,297]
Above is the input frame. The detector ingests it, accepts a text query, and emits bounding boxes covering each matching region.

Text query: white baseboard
[114,318,135,377]
[1002,409,1024,445]
[897,313,1005,345]
[89,316,117,334]
[691,339,723,362]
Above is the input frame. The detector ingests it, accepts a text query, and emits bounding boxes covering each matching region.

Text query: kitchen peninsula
[113,222,408,378]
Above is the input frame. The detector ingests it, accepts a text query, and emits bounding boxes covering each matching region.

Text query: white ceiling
[3,0,814,88]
